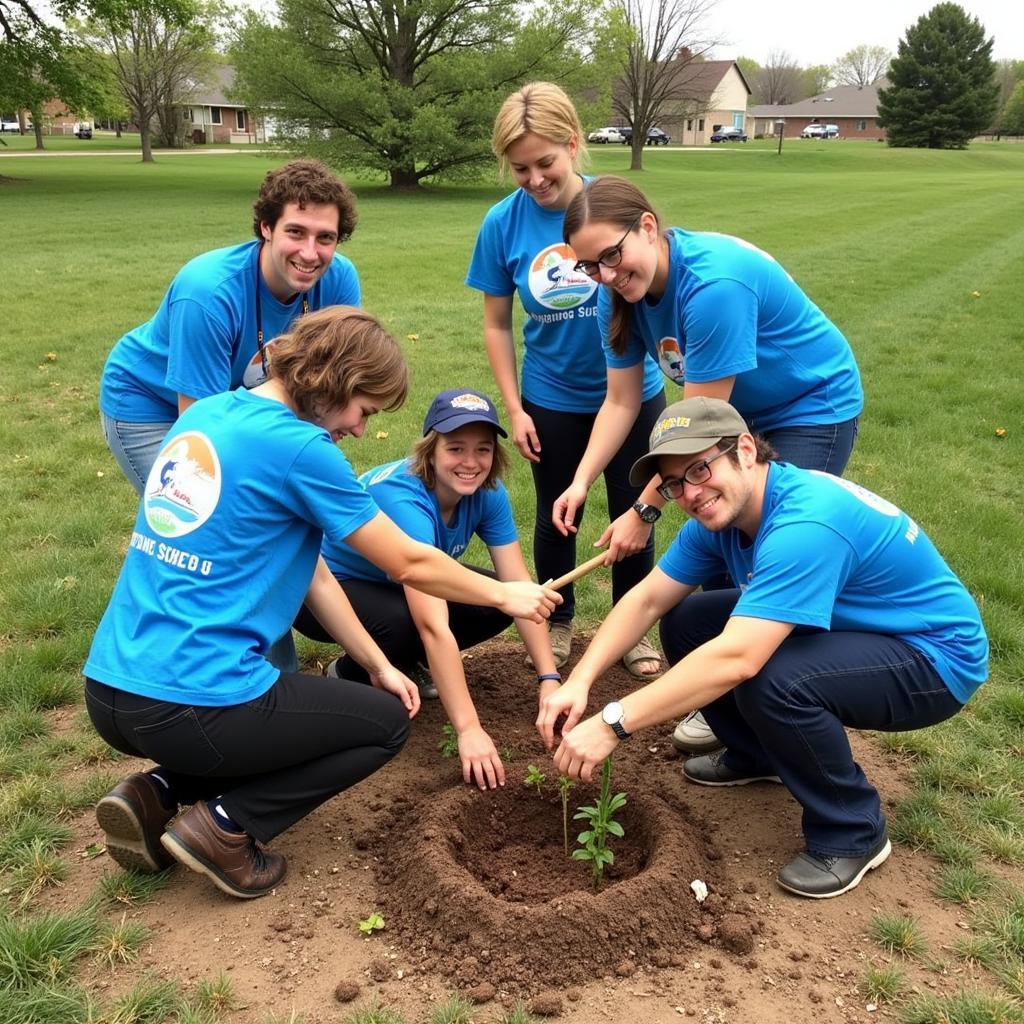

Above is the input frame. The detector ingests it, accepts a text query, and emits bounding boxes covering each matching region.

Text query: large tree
[83,0,215,161]
[751,48,803,104]
[998,80,1024,136]
[877,3,998,149]
[610,0,721,169]
[230,0,596,190]
[831,44,891,86]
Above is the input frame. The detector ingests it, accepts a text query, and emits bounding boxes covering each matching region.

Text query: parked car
[710,126,747,143]
[1,119,25,133]
[587,126,626,144]
[73,122,93,139]
[619,126,671,146]
[801,123,839,139]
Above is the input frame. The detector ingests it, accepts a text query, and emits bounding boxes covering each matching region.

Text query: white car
[588,126,626,144]
[1,119,25,133]
[801,123,839,139]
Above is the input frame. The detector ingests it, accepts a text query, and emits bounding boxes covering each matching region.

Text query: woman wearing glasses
[556,175,863,754]
[466,83,666,679]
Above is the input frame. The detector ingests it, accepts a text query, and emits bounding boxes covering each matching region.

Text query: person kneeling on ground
[295,388,560,792]
[538,397,987,899]
[85,307,559,900]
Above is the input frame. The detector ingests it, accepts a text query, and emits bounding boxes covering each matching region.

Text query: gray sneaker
[683,750,782,787]
[777,835,891,899]
[412,663,439,699]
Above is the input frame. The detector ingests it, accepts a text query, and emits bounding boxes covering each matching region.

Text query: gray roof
[750,79,887,119]
[185,65,244,110]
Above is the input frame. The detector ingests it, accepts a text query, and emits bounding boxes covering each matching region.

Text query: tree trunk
[31,109,44,151]
[630,139,644,171]
[388,165,421,190]
[115,122,122,138]
[140,126,154,162]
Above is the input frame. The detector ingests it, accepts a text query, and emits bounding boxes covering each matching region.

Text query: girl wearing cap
[295,389,559,791]
[465,82,666,679]
[557,175,863,753]
[85,310,557,901]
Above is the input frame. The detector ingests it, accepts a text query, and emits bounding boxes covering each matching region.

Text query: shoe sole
[672,733,726,755]
[776,839,892,899]
[683,767,783,787]
[96,795,173,874]
[160,830,285,899]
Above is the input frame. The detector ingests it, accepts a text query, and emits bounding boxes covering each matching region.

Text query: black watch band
[632,501,661,523]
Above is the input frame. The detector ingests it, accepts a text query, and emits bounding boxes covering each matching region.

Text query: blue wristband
[537,673,562,682]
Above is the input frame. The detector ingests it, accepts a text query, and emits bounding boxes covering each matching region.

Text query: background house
[750,80,889,140]
[660,60,752,145]
[182,64,265,144]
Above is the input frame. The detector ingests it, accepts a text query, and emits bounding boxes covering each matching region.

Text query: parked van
[801,123,839,139]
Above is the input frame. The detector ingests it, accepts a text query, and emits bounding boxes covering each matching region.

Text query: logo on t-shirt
[657,337,686,384]
[528,244,596,311]
[242,342,275,390]
[144,432,222,538]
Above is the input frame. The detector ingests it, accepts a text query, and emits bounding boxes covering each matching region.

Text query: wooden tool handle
[545,552,610,591]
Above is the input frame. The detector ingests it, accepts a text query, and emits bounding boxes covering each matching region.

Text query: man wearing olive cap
[538,397,987,898]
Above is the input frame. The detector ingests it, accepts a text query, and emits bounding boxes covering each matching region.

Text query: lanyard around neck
[254,241,310,377]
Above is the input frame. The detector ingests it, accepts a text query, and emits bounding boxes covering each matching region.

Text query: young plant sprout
[572,757,626,890]
[557,775,576,855]
[357,912,385,935]
[524,763,546,795]
[438,723,458,759]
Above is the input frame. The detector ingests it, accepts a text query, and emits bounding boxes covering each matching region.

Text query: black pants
[293,573,512,681]
[85,675,409,843]
[523,391,666,623]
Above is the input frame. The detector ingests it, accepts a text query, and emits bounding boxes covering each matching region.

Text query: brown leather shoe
[160,801,286,899]
[96,772,177,873]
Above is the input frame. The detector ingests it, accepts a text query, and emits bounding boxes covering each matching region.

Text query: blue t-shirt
[100,240,361,422]
[466,186,662,413]
[84,389,379,706]
[601,229,863,433]
[323,458,518,583]
[658,462,988,702]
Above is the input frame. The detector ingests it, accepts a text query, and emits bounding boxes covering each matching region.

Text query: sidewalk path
[0,147,271,159]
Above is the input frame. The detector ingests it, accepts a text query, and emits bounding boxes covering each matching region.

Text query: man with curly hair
[99,159,360,495]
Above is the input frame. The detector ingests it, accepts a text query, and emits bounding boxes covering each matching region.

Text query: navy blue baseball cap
[422,389,508,437]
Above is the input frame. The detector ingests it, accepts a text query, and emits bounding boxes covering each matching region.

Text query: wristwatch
[632,501,661,523]
[601,701,631,740]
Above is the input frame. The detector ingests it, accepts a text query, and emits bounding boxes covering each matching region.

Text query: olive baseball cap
[629,397,750,485]
[422,389,508,437]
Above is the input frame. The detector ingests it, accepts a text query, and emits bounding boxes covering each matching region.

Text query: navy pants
[523,392,665,623]
[85,673,409,843]
[660,590,963,857]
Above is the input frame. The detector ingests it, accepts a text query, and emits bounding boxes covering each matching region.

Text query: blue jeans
[99,412,173,497]
[660,590,963,857]
[100,410,299,672]
[766,416,860,476]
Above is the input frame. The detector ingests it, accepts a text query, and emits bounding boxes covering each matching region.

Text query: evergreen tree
[877,2,998,149]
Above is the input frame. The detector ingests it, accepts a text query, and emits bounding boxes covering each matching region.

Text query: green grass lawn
[1,139,1023,1020]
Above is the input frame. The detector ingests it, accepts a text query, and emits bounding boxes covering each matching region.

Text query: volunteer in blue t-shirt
[539,398,986,900]
[84,308,559,901]
[99,159,361,496]
[558,174,865,755]
[298,389,559,791]
[466,83,666,679]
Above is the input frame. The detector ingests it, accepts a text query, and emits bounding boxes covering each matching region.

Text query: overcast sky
[704,0,1021,67]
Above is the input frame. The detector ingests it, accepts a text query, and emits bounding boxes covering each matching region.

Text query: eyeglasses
[655,445,736,500]
[573,216,641,278]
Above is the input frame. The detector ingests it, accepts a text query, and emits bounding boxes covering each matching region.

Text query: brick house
[182,64,265,144]
[750,80,889,140]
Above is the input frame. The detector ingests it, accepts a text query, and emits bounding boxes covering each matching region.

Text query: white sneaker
[672,711,723,754]
[326,658,341,678]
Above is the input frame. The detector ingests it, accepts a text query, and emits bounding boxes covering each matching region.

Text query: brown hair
[269,306,408,420]
[252,160,358,242]
[408,426,509,492]
[563,175,659,355]
[719,436,778,465]
[491,81,587,176]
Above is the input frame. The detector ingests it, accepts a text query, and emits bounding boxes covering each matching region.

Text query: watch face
[633,502,659,523]
[602,701,624,726]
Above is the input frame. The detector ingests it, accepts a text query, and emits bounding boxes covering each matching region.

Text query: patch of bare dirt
[52,637,1003,1022]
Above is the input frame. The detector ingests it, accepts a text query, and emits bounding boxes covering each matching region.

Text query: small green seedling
[557,775,576,854]
[572,757,626,890]
[438,723,458,759]
[523,763,546,795]
[358,912,385,935]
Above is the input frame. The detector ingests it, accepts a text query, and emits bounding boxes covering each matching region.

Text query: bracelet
[537,673,562,682]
